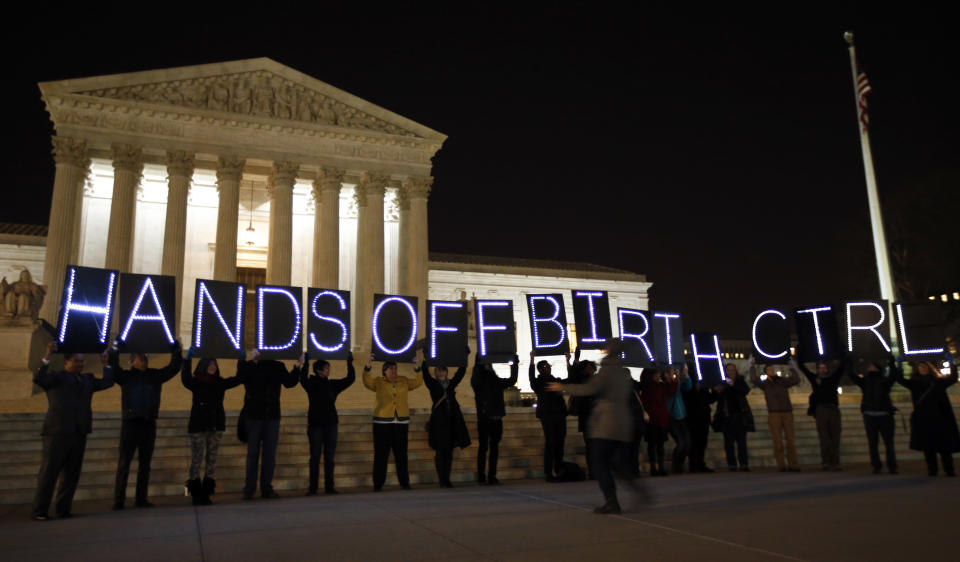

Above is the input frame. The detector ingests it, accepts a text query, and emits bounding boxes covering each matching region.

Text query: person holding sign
[237,350,300,499]
[529,351,569,482]
[109,342,183,511]
[848,358,899,475]
[31,343,114,521]
[712,364,754,472]
[798,358,847,471]
[363,354,423,491]
[894,356,960,476]
[566,348,598,479]
[471,350,519,485]
[748,356,801,472]
[422,347,471,488]
[181,351,241,505]
[297,352,356,495]
[639,368,674,476]
[546,339,646,514]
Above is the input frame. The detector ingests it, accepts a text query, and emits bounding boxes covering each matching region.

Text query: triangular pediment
[40,58,445,141]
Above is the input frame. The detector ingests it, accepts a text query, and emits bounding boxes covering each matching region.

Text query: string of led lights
[58,267,117,346]
[751,309,788,360]
[371,296,417,355]
[118,277,175,345]
[617,308,654,363]
[193,281,245,351]
[528,295,566,349]
[309,290,348,353]
[573,291,606,344]
[257,287,302,351]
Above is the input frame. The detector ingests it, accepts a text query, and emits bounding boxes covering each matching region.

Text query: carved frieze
[76,70,418,138]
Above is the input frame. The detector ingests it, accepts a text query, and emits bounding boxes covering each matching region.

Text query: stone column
[403,176,432,337]
[104,144,143,272]
[266,161,299,286]
[353,172,388,350]
[40,136,89,323]
[162,150,194,311]
[213,156,245,282]
[311,166,344,288]
[396,188,410,295]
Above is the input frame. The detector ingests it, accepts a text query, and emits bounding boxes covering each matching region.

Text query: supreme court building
[0,58,651,412]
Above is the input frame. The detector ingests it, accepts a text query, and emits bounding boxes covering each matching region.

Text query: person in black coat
[566,347,597,479]
[31,342,114,521]
[181,350,241,505]
[109,342,182,510]
[529,351,568,482]
[799,358,846,471]
[237,350,300,499]
[296,352,355,495]
[848,357,898,474]
[713,364,754,471]
[471,351,519,484]
[683,377,716,473]
[894,356,960,476]
[422,348,471,487]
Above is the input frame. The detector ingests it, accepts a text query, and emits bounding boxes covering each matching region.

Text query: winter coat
[895,368,960,453]
[471,356,518,419]
[181,358,241,433]
[423,361,471,450]
[297,360,355,426]
[563,354,634,442]
[712,376,755,433]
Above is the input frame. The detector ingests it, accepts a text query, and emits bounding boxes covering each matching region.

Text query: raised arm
[561,369,606,397]
[362,355,378,391]
[93,351,115,391]
[528,352,540,393]
[157,344,183,383]
[785,360,802,387]
[334,354,357,393]
[748,364,764,388]
[504,355,520,388]
[180,355,195,391]
[407,361,424,390]
[797,361,816,384]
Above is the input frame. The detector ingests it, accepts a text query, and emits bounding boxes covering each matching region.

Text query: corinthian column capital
[401,176,433,199]
[111,144,144,176]
[269,161,300,189]
[165,150,195,179]
[51,136,89,168]
[312,166,345,197]
[353,171,389,207]
[216,155,246,186]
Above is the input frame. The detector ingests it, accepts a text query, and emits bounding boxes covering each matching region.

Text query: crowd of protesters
[29,338,959,520]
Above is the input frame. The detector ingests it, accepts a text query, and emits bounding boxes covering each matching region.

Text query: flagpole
[844,31,898,345]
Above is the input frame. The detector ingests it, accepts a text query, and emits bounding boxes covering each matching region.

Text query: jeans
[668,417,690,472]
[476,417,503,479]
[32,434,87,517]
[539,416,566,478]
[308,424,339,492]
[373,423,409,488]
[815,405,842,467]
[863,414,896,472]
[244,419,280,495]
[114,418,157,505]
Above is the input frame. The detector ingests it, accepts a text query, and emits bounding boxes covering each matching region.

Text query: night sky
[3,9,957,337]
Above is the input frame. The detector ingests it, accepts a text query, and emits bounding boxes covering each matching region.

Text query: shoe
[779,468,789,473]
[593,499,621,515]
[946,472,956,477]
[242,491,255,500]
[305,490,318,496]
[928,470,938,477]
[135,501,154,508]
[545,475,559,483]
[488,476,500,485]
[788,468,802,472]
[56,512,73,519]
[400,484,412,490]
[729,467,738,472]
[477,474,486,484]
[873,467,882,475]
[262,490,280,499]
[31,513,49,521]
[889,468,898,475]
[325,488,339,495]
[187,479,202,505]
[822,466,831,472]
[739,467,751,472]
[829,466,843,472]
[200,478,216,505]
[112,503,124,511]
[699,466,715,473]
[443,482,454,489]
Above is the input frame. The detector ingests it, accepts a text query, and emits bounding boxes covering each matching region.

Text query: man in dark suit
[32,342,114,521]
[110,342,182,510]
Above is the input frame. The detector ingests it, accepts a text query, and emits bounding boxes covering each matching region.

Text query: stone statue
[0,269,45,324]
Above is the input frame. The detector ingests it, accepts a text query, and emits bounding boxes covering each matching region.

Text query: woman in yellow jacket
[363,353,423,491]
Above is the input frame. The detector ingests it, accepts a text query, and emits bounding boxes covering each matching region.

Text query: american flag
[856,68,872,132]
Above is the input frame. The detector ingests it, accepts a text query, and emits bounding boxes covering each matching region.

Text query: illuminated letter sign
[475,300,516,364]
[617,308,654,368]
[845,301,891,360]
[751,308,790,363]
[371,294,418,362]
[652,312,684,366]
[256,285,303,359]
[307,288,351,359]
[56,265,119,354]
[794,305,843,362]
[895,302,945,358]
[690,332,725,387]
[427,300,468,366]
[571,290,612,350]
[192,279,246,359]
[526,293,569,356]
[116,273,176,353]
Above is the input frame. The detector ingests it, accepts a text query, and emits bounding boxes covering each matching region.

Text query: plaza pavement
[1,463,957,561]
